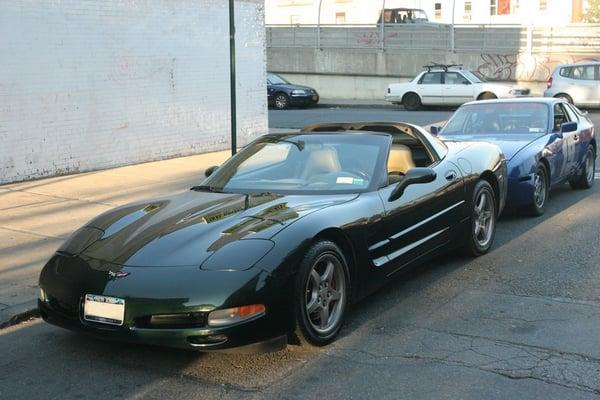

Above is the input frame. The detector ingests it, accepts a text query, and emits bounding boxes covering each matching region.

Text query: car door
[369,148,466,280]
[549,102,577,182]
[442,72,474,105]
[417,72,443,105]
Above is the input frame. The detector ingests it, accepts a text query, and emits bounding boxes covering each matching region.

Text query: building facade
[266,0,588,25]
[1,0,267,184]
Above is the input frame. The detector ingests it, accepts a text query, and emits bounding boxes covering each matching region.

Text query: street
[2,106,600,399]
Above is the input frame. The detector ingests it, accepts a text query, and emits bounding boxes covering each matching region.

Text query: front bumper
[506,175,535,207]
[289,93,319,106]
[38,254,291,351]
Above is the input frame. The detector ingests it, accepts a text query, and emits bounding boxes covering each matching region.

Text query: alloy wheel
[533,170,547,209]
[585,151,595,185]
[304,253,346,335]
[473,190,494,248]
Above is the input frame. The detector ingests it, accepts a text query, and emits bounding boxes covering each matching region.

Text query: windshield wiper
[190,185,222,193]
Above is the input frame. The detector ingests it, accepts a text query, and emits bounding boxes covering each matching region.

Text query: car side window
[553,103,570,132]
[566,65,595,80]
[444,72,469,85]
[419,72,442,85]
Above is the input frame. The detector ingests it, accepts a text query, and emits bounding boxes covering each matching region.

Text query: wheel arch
[480,170,500,216]
[312,228,358,302]
[554,93,573,103]
[539,157,551,185]
[477,91,497,100]
[402,91,422,103]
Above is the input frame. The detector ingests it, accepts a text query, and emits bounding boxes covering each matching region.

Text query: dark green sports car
[38,123,506,352]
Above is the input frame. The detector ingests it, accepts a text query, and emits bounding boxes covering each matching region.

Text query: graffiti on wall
[477,54,600,81]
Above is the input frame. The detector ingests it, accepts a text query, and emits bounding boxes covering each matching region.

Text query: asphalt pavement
[2,105,600,399]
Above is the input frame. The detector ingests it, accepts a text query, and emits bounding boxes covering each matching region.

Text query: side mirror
[388,168,437,202]
[560,121,577,133]
[430,125,441,135]
[204,165,219,178]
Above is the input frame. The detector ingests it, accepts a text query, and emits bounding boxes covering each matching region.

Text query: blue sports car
[434,98,596,215]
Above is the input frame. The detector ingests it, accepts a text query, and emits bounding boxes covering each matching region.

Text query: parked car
[377,8,430,24]
[433,98,596,216]
[267,72,319,110]
[39,123,506,351]
[385,64,530,110]
[544,62,600,107]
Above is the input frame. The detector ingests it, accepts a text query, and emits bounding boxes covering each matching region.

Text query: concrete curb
[316,101,398,110]
[0,300,39,329]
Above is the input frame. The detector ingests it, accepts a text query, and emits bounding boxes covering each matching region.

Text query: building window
[464,1,472,21]
[539,0,547,12]
[490,0,497,15]
[434,2,442,20]
[335,12,346,24]
[511,0,520,14]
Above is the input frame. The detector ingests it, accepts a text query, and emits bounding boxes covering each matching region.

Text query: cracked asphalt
[1,108,600,399]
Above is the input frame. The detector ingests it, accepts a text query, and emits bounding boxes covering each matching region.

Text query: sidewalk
[0,129,298,327]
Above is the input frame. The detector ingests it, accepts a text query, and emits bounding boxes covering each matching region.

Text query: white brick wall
[0,0,267,184]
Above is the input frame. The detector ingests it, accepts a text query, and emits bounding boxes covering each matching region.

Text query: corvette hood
[440,133,540,160]
[79,190,355,267]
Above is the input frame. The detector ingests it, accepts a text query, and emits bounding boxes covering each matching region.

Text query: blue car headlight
[200,239,275,271]
[291,89,308,96]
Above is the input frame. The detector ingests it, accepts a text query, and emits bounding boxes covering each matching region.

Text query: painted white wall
[0,0,267,184]
[266,0,577,25]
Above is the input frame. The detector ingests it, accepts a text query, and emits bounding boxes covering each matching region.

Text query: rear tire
[555,93,573,104]
[403,92,422,111]
[528,163,549,216]
[464,180,497,257]
[569,146,595,189]
[293,241,349,347]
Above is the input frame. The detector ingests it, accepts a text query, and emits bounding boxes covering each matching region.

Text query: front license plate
[83,294,125,326]
[312,95,318,100]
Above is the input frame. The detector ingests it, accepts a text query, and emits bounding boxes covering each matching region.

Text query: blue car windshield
[201,134,388,194]
[442,103,549,135]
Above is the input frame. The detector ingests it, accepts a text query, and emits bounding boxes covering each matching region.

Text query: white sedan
[385,68,529,110]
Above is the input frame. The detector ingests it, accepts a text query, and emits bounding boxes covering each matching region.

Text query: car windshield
[201,134,388,194]
[442,103,549,135]
[268,73,289,85]
[462,70,485,83]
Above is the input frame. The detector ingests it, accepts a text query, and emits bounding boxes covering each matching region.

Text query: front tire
[293,241,349,347]
[403,92,421,111]
[464,180,497,256]
[570,146,596,190]
[274,93,290,110]
[528,163,549,216]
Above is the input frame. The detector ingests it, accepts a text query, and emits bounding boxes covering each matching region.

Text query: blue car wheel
[529,163,549,216]
[569,146,596,190]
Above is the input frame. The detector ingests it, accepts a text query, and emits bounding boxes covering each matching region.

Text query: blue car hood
[440,133,542,161]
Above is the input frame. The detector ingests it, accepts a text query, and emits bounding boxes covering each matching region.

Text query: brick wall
[0,0,267,184]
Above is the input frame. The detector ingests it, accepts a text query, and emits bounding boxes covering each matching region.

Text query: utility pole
[229,0,237,155]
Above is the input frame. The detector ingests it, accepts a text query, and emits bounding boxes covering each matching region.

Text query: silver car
[544,62,600,107]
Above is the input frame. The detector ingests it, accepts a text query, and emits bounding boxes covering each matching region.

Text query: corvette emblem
[108,271,130,279]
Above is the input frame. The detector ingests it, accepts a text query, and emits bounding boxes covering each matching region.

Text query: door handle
[445,171,457,181]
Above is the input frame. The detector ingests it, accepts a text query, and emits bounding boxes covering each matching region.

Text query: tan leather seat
[302,147,341,179]
[387,144,415,183]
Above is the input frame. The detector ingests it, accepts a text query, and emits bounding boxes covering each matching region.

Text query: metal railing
[266,24,600,54]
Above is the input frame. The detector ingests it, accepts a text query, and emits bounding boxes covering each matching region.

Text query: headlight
[291,89,308,96]
[207,304,266,327]
[39,287,47,302]
[200,239,275,271]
